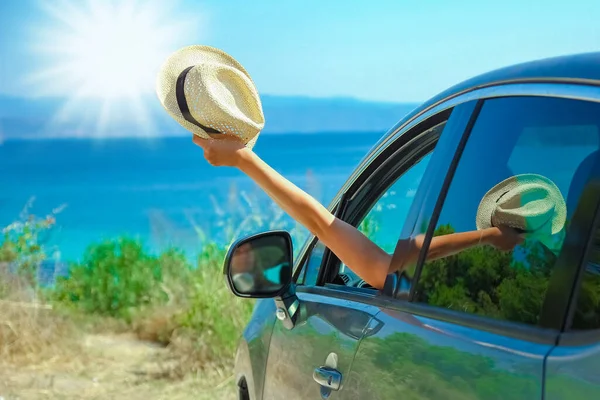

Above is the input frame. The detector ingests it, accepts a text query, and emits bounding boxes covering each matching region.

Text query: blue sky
[1,0,599,103]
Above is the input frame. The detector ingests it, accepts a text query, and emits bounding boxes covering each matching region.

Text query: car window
[339,152,434,285]
[334,121,448,287]
[295,120,448,289]
[413,96,600,326]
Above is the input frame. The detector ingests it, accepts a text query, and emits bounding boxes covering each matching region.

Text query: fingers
[192,134,208,148]
[192,134,205,147]
[214,133,245,144]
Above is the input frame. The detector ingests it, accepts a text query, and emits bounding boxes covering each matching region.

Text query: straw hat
[476,174,566,249]
[156,45,265,148]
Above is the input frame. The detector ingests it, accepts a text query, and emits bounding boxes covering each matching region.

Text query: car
[222,51,600,400]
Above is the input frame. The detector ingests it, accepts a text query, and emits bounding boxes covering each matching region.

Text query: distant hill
[0,93,419,139]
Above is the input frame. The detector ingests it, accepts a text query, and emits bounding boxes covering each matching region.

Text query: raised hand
[192,134,249,167]
[486,226,525,252]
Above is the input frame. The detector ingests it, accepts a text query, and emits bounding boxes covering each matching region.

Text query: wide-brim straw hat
[156,45,265,149]
[476,174,567,250]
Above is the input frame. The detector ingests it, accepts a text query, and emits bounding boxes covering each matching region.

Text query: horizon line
[0,92,424,105]
[0,130,389,142]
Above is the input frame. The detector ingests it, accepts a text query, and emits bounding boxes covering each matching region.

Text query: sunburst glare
[26,0,204,137]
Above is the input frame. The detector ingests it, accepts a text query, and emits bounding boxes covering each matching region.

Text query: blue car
[223,52,600,400]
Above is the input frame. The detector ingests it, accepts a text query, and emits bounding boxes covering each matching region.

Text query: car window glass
[338,153,434,286]
[336,121,449,287]
[412,96,600,326]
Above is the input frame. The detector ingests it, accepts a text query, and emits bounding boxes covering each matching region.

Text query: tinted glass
[414,96,600,325]
[338,122,447,286]
[340,152,434,285]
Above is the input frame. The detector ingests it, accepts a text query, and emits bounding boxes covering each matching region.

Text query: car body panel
[349,306,550,399]
[236,299,278,400]
[261,291,377,399]
[545,338,600,400]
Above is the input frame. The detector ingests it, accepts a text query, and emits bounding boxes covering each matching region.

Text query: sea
[0,132,384,276]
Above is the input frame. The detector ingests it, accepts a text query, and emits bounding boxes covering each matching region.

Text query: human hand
[192,134,250,167]
[484,226,525,251]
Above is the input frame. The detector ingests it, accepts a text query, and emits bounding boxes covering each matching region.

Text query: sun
[27,0,203,136]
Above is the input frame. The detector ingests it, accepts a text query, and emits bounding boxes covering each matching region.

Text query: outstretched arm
[392,226,522,273]
[193,136,522,289]
[195,136,392,288]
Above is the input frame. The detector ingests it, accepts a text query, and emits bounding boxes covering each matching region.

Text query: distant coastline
[0,93,419,139]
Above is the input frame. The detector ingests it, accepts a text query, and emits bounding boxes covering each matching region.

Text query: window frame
[290,110,455,288]
[292,100,480,293]
[320,112,449,287]
[409,91,600,336]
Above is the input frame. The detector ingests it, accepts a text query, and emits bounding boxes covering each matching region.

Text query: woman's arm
[195,136,391,288]
[193,136,522,290]
[238,147,393,289]
[392,226,523,273]
[260,167,393,288]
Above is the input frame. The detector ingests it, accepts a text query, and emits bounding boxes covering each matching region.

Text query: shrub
[52,238,183,320]
[51,235,255,371]
[173,243,255,367]
[0,198,63,292]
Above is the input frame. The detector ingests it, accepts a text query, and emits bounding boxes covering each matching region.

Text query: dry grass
[0,276,236,399]
[0,332,237,400]
[0,301,237,400]
[132,305,181,346]
[0,279,81,366]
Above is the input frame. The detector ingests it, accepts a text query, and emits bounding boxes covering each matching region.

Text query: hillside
[0,94,418,139]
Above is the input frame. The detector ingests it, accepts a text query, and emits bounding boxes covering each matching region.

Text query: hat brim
[156,45,260,149]
[476,173,567,235]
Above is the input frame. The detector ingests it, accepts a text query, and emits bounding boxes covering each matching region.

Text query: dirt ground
[0,333,236,400]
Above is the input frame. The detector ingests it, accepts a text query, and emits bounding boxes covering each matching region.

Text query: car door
[260,102,475,399]
[344,89,600,399]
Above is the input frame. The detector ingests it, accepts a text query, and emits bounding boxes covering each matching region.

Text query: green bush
[1,208,58,288]
[0,198,65,301]
[175,243,255,365]
[50,235,255,369]
[52,238,188,320]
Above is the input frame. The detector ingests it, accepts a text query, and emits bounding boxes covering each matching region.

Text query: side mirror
[223,230,293,298]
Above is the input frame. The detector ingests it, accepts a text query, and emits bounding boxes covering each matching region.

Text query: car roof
[376,52,600,148]
[428,51,600,107]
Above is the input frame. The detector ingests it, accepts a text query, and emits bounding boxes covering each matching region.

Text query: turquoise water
[0,133,382,264]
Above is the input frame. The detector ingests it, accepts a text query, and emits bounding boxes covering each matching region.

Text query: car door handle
[313,366,342,391]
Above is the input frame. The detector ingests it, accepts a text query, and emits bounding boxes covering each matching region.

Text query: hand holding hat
[156,45,265,149]
[192,134,248,167]
[476,174,567,252]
